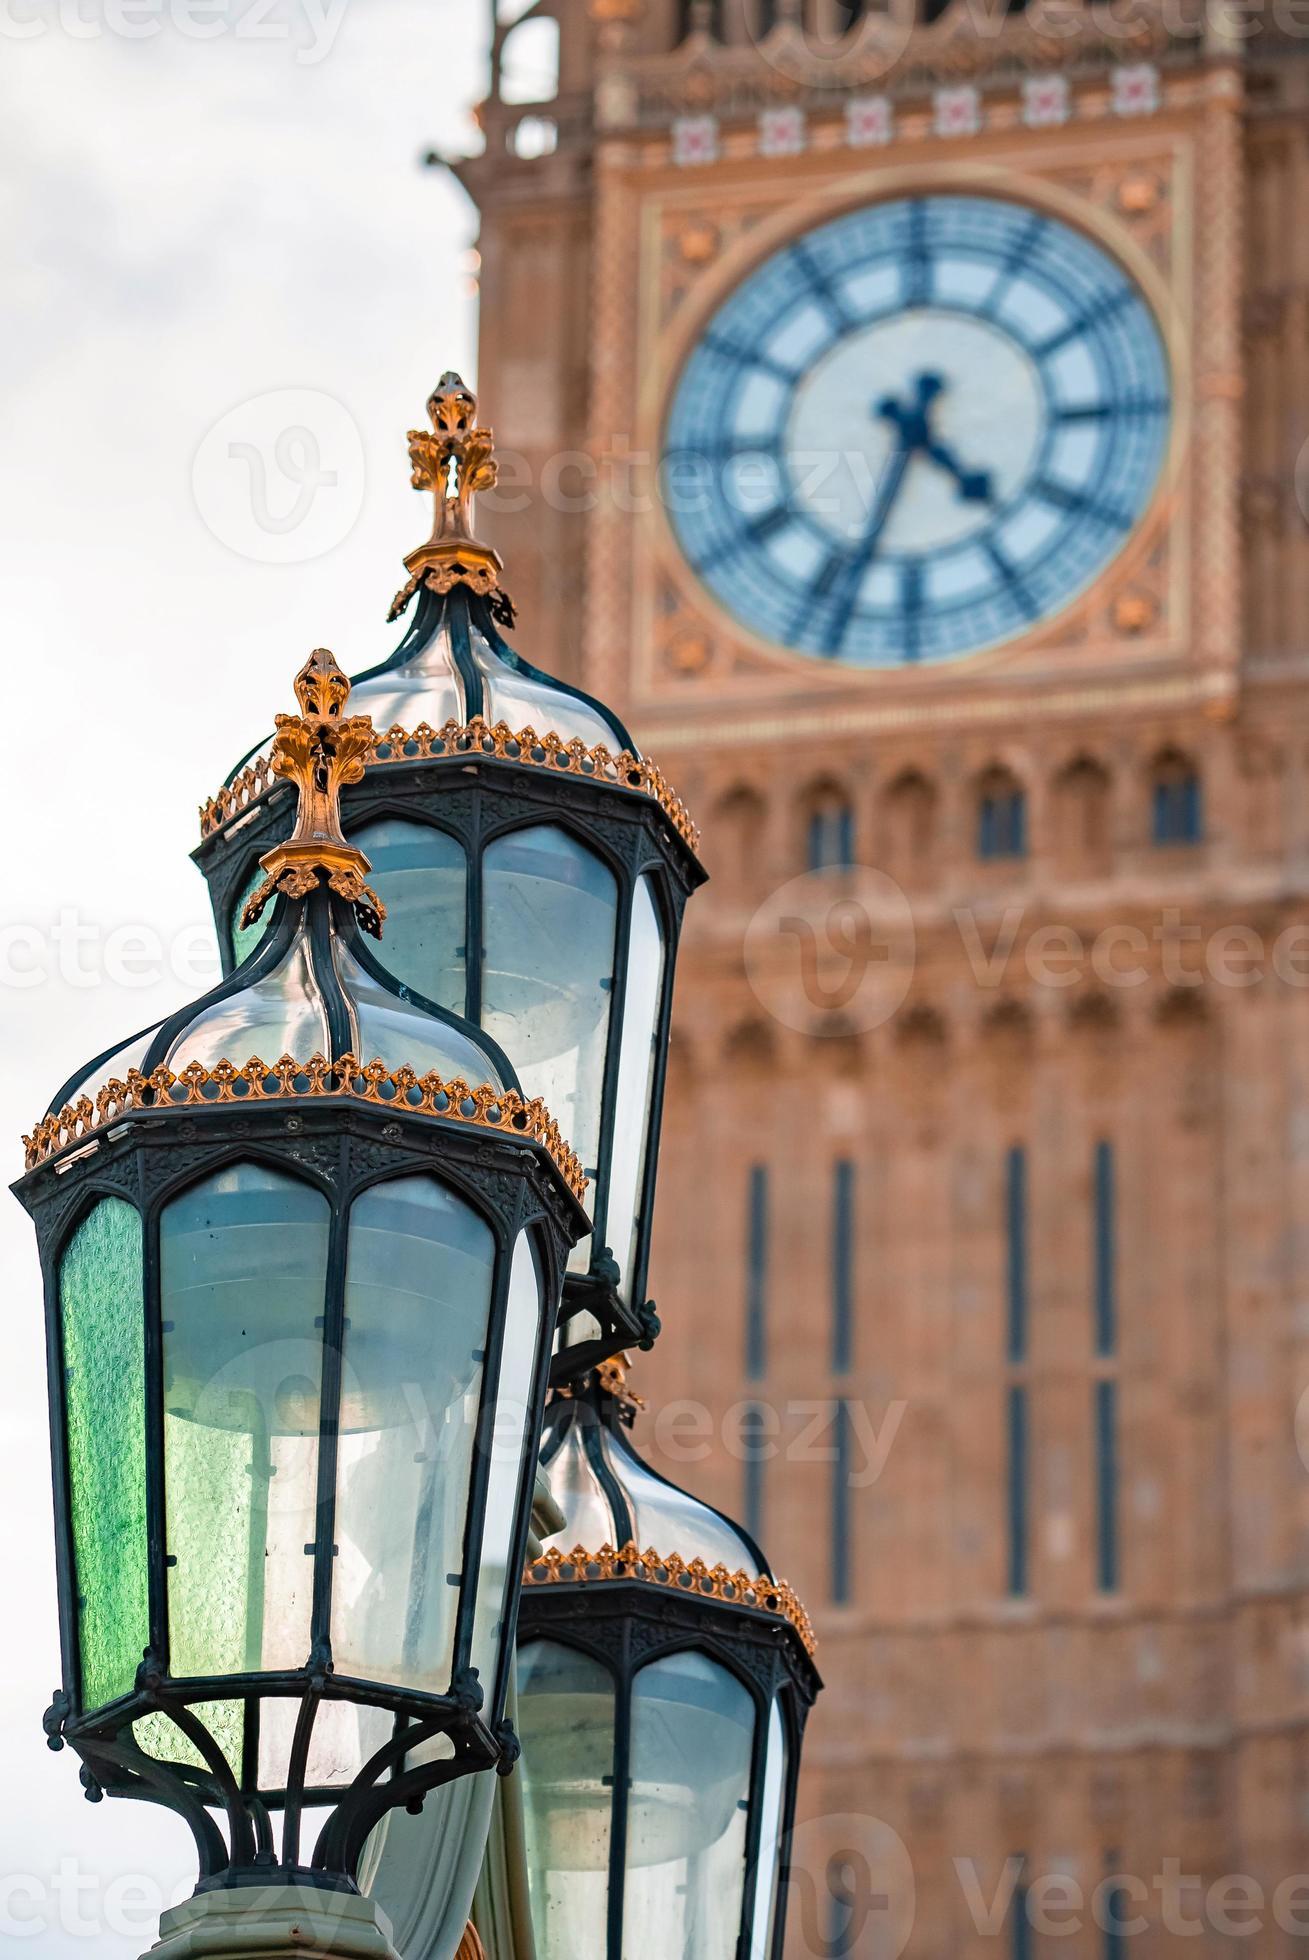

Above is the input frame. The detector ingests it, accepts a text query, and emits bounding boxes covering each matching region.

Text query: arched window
[499,13,560,105]
[678,0,725,40]
[977,769,1027,860]
[805,788,855,872]
[712,784,768,893]
[878,768,936,881]
[1150,750,1203,845]
[1052,756,1111,874]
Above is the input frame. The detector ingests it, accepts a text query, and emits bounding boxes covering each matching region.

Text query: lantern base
[143,1884,402,1960]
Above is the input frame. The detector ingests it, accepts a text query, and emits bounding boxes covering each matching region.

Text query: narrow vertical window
[1011,1860,1031,1960]
[1102,1871,1128,1960]
[1005,1145,1029,1598]
[742,1403,767,1545]
[832,1159,855,1376]
[1093,1141,1116,1356]
[1095,1379,1119,1593]
[978,781,1027,860]
[745,1164,768,1381]
[807,801,854,873]
[1006,1145,1028,1363]
[1007,1386,1028,1598]
[831,1399,852,1606]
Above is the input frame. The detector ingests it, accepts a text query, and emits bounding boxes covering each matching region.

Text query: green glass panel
[230,861,272,967]
[161,1164,330,1682]
[60,1199,149,1711]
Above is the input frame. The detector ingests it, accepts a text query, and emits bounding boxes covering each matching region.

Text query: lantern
[192,377,706,1384]
[515,1365,820,1960]
[15,651,588,1906]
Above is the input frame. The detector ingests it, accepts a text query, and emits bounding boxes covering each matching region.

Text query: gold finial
[595,1352,646,1418]
[240,650,386,939]
[388,372,516,627]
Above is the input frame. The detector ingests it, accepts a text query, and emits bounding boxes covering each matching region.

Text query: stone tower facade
[454,8,1309,1953]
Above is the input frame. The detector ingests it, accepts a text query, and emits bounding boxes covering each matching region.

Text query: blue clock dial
[663,195,1171,667]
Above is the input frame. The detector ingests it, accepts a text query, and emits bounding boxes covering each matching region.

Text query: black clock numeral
[1033,287,1135,360]
[1055,398,1169,424]
[701,334,802,387]
[901,561,923,665]
[790,241,855,335]
[981,210,1048,322]
[1032,478,1135,531]
[905,201,933,308]
[982,539,1039,623]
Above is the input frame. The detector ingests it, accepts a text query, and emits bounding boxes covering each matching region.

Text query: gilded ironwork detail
[389,372,515,626]
[242,649,387,938]
[522,1541,818,1661]
[23,1052,587,1198]
[201,716,701,856]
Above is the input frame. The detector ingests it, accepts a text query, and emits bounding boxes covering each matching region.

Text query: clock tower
[455,7,1309,1952]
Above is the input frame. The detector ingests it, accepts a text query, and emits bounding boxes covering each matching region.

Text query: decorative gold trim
[23,1052,587,1198]
[523,1541,818,1662]
[241,650,386,939]
[390,373,515,626]
[200,716,702,857]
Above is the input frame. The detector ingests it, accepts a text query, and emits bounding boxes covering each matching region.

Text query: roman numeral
[1033,287,1134,359]
[1032,479,1134,529]
[790,241,855,334]
[701,334,802,386]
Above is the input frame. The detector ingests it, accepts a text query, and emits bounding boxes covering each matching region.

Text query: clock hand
[817,435,914,655]
[923,436,993,504]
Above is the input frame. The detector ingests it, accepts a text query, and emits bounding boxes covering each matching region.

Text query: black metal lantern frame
[193,594,707,1386]
[15,967,589,1892]
[516,1575,820,1960]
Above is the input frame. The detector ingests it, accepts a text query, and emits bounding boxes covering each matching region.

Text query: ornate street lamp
[193,377,706,1383]
[514,1364,821,1960]
[15,652,588,1937]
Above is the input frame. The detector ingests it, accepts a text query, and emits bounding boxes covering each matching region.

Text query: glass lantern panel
[59,1199,149,1711]
[351,818,467,1014]
[518,1638,614,1960]
[602,875,666,1301]
[468,1230,546,1694]
[748,1699,788,1960]
[230,861,273,967]
[481,825,617,1263]
[182,933,326,1068]
[331,1175,496,1696]
[622,1651,755,1959]
[160,1164,331,1681]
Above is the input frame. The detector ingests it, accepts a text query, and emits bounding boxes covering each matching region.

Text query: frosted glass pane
[160,1164,330,1680]
[134,1703,244,1779]
[352,818,467,1014]
[603,876,665,1300]
[230,861,273,967]
[748,1700,787,1959]
[519,1639,614,1960]
[622,1652,754,1959]
[469,1232,544,1693]
[60,1199,148,1710]
[331,1176,495,1695]
[482,826,616,1241]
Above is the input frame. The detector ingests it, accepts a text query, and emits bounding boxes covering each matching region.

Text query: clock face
[663,194,1171,667]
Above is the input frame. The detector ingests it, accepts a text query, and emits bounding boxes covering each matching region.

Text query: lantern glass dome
[194,381,706,1383]
[515,1374,820,1960]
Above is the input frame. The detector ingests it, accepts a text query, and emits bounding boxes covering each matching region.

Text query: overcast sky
[0,4,492,1943]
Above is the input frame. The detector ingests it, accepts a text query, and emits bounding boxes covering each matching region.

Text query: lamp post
[15,652,588,1956]
[192,377,706,1385]
[514,1364,821,1960]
